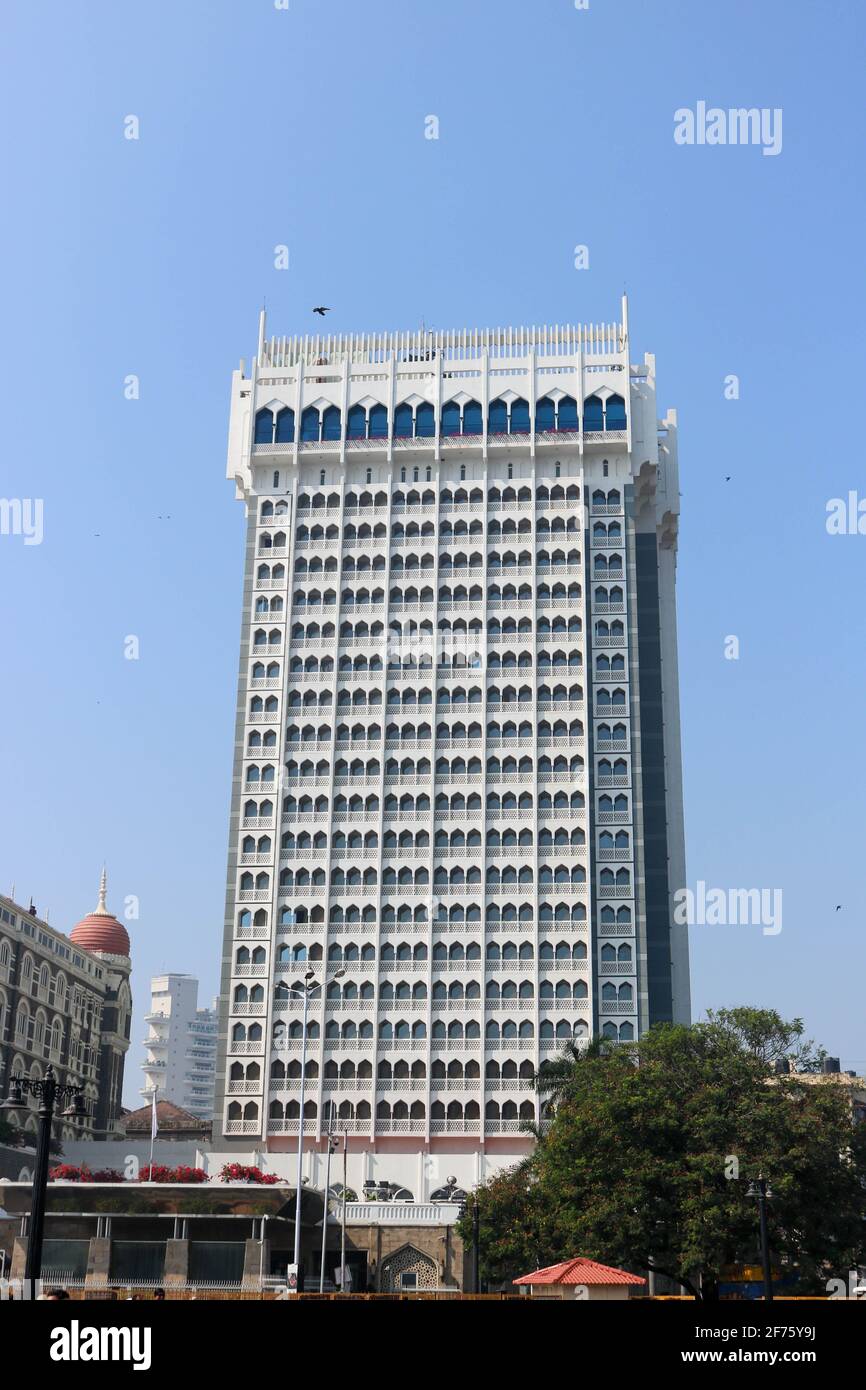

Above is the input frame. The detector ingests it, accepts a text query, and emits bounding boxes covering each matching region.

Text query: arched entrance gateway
[379,1244,439,1292]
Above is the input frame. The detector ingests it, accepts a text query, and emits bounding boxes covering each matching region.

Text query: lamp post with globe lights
[282,969,343,1288]
[0,1067,87,1284]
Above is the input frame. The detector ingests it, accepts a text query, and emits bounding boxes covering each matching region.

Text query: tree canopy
[459,1009,866,1298]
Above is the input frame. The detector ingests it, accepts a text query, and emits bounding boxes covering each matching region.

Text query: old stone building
[0,873,132,1147]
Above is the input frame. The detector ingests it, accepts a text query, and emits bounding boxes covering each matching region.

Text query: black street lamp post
[0,1066,86,1284]
[747,1177,774,1302]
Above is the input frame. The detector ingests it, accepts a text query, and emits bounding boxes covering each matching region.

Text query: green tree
[0,1118,25,1148]
[460,1009,866,1298]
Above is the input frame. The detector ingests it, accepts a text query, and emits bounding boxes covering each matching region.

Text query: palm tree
[533,1036,610,1111]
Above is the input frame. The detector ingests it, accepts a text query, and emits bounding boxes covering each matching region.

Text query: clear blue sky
[1,0,864,1099]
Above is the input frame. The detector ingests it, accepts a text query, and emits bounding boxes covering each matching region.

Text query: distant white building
[141,975,217,1120]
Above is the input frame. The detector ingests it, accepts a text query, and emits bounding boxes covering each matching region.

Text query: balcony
[584,428,627,445]
[224,1119,262,1135]
[345,1202,462,1224]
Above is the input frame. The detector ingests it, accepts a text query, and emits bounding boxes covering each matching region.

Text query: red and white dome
[70,869,130,957]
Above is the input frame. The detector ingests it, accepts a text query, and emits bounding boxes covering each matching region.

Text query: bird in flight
[835,904,842,911]
[312,306,332,317]
[725,476,732,482]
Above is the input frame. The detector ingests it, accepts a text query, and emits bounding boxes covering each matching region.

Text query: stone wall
[343,1222,464,1292]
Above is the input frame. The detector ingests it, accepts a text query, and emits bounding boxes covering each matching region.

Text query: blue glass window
[583,395,604,431]
[557,396,578,431]
[300,406,321,442]
[510,399,530,434]
[535,397,555,433]
[369,404,388,439]
[274,407,294,443]
[488,399,508,435]
[415,403,435,437]
[254,408,274,444]
[441,402,461,437]
[321,406,341,441]
[462,400,482,435]
[347,404,367,439]
[605,394,627,430]
[394,403,414,438]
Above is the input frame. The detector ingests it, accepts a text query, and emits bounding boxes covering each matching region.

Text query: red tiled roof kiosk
[513,1258,646,1300]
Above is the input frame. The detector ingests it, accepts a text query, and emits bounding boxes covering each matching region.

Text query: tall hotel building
[213,298,690,1197]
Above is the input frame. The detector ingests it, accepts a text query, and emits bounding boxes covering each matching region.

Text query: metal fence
[37,1282,524,1301]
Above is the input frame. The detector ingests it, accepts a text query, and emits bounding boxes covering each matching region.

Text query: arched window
[394,402,414,438]
[301,406,321,442]
[605,393,627,430]
[535,397,555,432]
[416,403,435,438]
[347,404,367,439]
[488,399,508,435]
[583,394,604,431]
[275,406,294,443]
[441,402,461,437]
[254,408,274,444]
[321,405,341,441]
[369,404,388,439]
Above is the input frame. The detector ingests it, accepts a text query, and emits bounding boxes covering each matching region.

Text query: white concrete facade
[213,300,690,1197]
[141,974,217,1120]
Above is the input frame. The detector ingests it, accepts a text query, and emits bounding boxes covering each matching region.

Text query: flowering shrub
[50,1162,209,1184]
[139,1164,173,1183]
[218,1162,279,1185]
[169,1165,209,1184]
[138,1164,207,1183]
[49,1164,94,1182]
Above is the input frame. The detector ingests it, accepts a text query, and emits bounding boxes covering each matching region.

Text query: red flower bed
[138,1164,207,1183]
[169,1165,209,1184]
[218,1162,279,1185]
[49,1163,96,1182]
[50,1162,209,1184]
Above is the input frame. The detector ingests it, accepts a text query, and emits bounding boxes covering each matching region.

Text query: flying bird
[312,306,332,317]
[835,904,842,911]
[725,476,732,482]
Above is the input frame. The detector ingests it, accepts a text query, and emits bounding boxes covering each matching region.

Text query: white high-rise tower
[212,300,690,1198]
